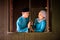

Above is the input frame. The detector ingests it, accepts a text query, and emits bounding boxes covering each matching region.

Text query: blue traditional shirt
[16,16,29,32]
[33,18,46,32]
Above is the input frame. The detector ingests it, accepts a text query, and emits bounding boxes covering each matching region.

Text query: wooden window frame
[8,0,51,32]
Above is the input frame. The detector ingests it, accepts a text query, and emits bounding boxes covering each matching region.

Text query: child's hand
[28,22,31,28]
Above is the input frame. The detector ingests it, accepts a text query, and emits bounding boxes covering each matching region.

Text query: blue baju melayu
[33,18,46,32]
[16,16,29,32]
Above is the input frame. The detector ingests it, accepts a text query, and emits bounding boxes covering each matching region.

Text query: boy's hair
[22,8,29,12]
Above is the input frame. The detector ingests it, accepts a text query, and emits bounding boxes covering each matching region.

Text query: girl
[33,10,47,32]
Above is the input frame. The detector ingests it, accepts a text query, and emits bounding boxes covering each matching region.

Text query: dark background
[0,0,60,40]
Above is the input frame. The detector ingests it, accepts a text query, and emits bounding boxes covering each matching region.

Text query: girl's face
[38,12,44,20]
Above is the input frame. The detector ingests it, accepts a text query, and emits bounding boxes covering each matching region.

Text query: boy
[16,8,29,32]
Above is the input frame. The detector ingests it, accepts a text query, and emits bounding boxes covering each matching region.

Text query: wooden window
[8,0,51,32]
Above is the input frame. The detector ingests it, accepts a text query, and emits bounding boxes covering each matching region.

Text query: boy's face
[22,12,29,18]
[38,12,44,20]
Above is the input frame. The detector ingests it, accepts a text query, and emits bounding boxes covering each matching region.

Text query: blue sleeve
[34,19,37,26]
[16,18,26,29]
[32,19,37,29]
[39,21,46,32]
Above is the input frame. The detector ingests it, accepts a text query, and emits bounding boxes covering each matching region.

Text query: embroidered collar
[37,18,45,23]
